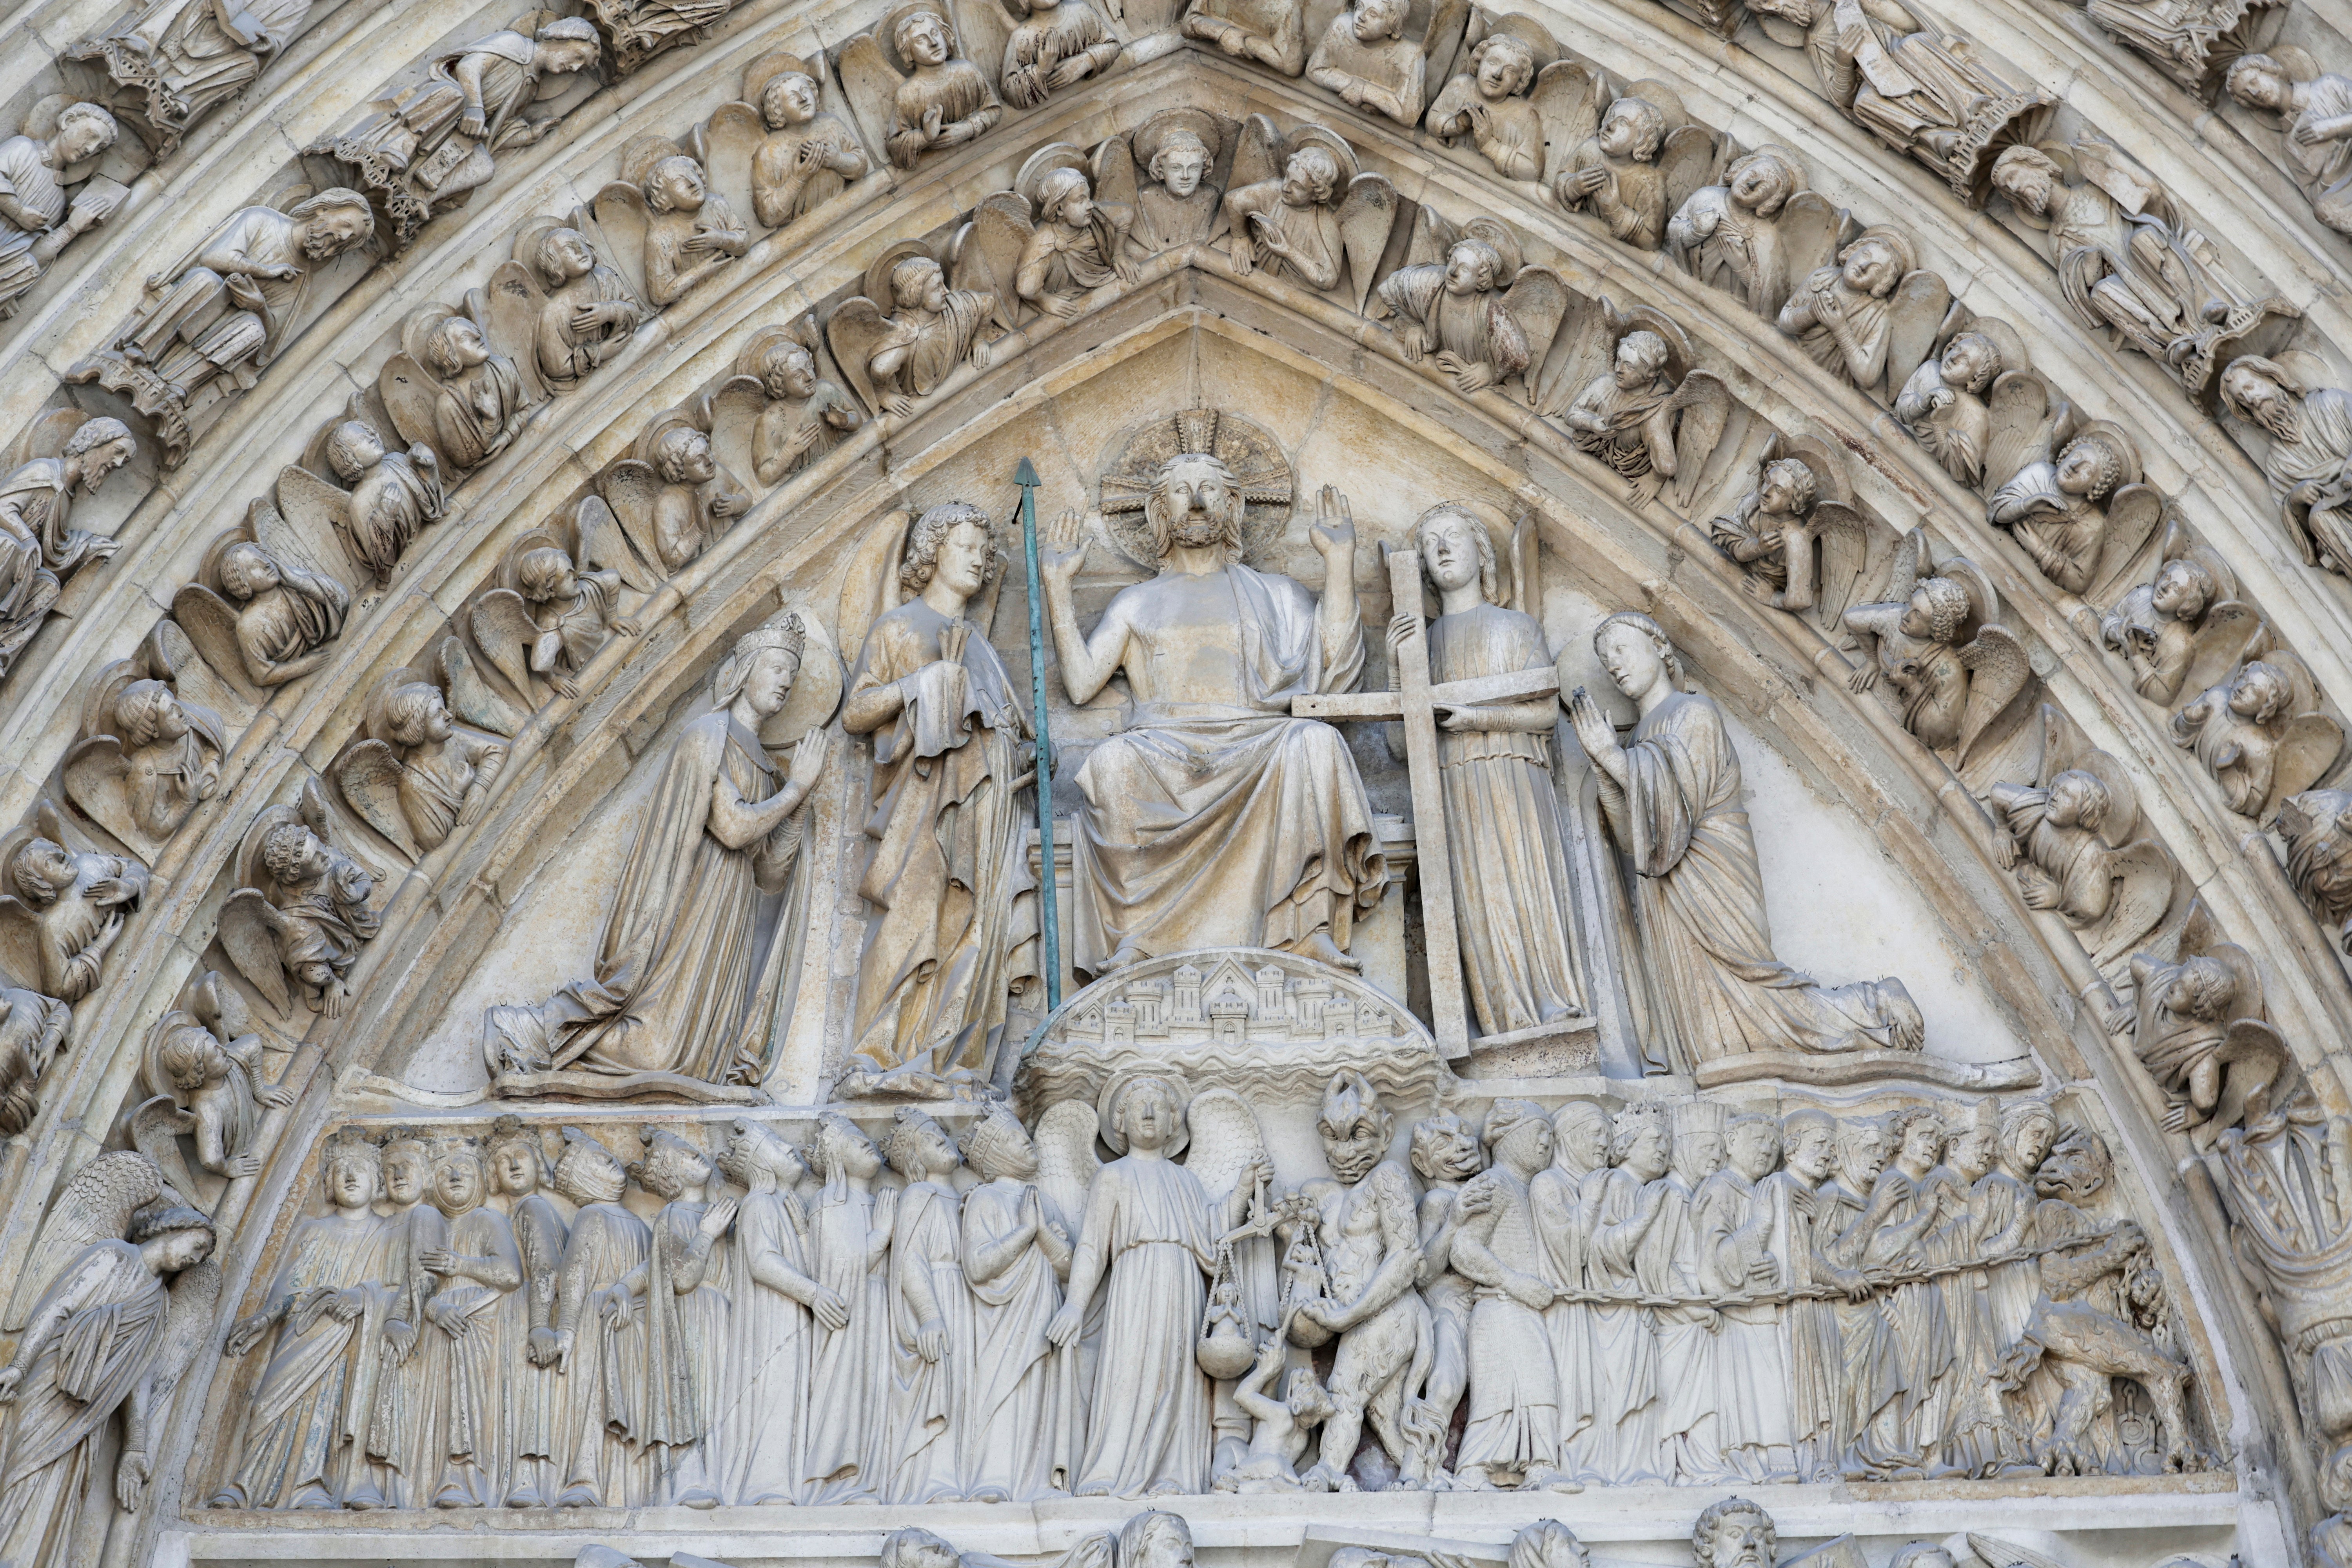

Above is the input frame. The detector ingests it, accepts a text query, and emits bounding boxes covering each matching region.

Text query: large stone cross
[1293,546,1561,1061]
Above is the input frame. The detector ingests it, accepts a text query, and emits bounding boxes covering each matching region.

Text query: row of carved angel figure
[190,1075,2199,1520]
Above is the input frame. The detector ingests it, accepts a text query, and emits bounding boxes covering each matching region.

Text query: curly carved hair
[1690,1496,1776,1568]
[1912,575,1974,644]
[899,500,1002,595]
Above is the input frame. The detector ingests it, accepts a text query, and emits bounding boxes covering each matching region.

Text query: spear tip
[1013,456,1040,487]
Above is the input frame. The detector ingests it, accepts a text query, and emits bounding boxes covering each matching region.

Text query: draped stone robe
[0,1242,169,1568]
[848,600,1038,1078]
[425,1204,521,1506]
[0,137,68,308]
[1070,561,1385,972]
[636,1200,731,1503]
[554,1201,652,1507]
[720,1189,815,1504]
[218,1207,394,1509]
[886,1179,971,1503]
[1584,1167,1666,1484]
[803,1179,891,1499]
[960,1177,1077,1499]
[503,1192,570,1504]
[1070,1154,1219,1496]
[1695,1167,1795,1483]
[1529,1161,1599,1481]
[1595,688,1910,1068]
[1424,602,1585,1034]
[540,711,800,1086]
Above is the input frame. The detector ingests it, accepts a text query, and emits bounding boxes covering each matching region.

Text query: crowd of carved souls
[5,0,2352,1560]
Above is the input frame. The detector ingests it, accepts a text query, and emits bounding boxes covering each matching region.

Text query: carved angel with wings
[997,0,1123,109]
[1842,530,2034,770]
[1102,109,1232,261]
[494,220,643,397]
[718,51,871,230]
[599,407,753,577]
[710,321,866,485]
[1989,705,2181,976]
[953,145,1138,325]
[2167,648,2342,823]
[304,416,446,583]
[469,498,645,704]
[594,139,748,310]
[1892,328,2000,488]
[1422,18,1579,185]
[1668,145,1853,318]
[377,303,535,474]
[1708,437,1880,628]
[1220,117,1396,308]
[216,781,381,1019]
[61,652,226,859]
[169,502,352,699]
[828,239,999,419]
[1987,421,2160,602]
[1776,225,1950,401]
[131,971,294,1194]
[335,666,510,859]
[0,982,65,1139]
[836,1,1004,172]
[2108,905,2301,1149]
[1374,212,1562,399]
[1555,81,1717,252]
[2100,521,2263,709]
[1304,0,1428,128]
[1556,305,1730,509]
[0,800,149,1005]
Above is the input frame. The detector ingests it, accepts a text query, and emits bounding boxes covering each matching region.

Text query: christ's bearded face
[1147,454,1244,559]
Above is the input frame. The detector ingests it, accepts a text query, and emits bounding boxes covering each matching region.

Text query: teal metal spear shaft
[1014,457,1061,1014]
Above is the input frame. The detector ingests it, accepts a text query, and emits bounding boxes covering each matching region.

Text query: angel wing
[129,1095,207,1205]
[695,100,764,232]
[833,33,905,169]
[954,192,1034,332]
[1229,114,1284,194]
[1767,192,1854,318]
[1402,203,1456,271]
[1808,500,1884,637]
[589,181,652,305]
[1527,60,1604,190]
[701,375,771,496]
[568,494,652,596]
[60,735,160,862]
[1185,1085,1279,1337]
[336,739,419,861]
[2091,483,2164,603]
[482,260,552,407]
[169,585,258,702]
[2090,838,2179,970]
[1884,268,1955,399]
[954,0,1018,101]
[216,888,293,1016]
[1420,0,1471,93]
[2209,1017,2299,1145]
[1657,125,1719,229]
[1664,368,1732,512]
[274,462,372,586]
[1335,172,1400,314]
[143,617,251,731]
[1031,1097,1103,1240]
[1983,370,2074,496]
[1496,266,1569,401]
[837,508,912,658]
[140,1257,223,1429]
[1957,624,2034,769]
[0,895,39,998]
[248,493,345,595]
[599,460,670,581]
[2161,601,2268,716]
[826,296,892,415]
[1093,135,1139,214]
[5,1151,165,1332]
[1964,1535,2068,1568]
[2270,714,2345,822]
[376,352,444,464]
[469,589,543,704]
[434,635,523,737]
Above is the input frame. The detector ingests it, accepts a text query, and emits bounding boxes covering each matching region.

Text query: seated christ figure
[1038,455,1386,975]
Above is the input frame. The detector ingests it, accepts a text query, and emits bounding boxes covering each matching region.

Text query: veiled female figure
[485,1118,568,1509]
[844,502,1036,1093]
[1401,505,1585,1036]
[803,1113,896,1501]
[1568,612,1924,1070]
[0,1206,214,1568]
[716,1119,841,1506]
[522,620,828,1091]
[1047,1074,1260,1498]
[214,1131,396,1509]
[548,1129,653,1509]
[959,1104,1078,1501]
[882,1110,971,1504]
[417,1136,521,1507]
[611,1128,736,1508]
